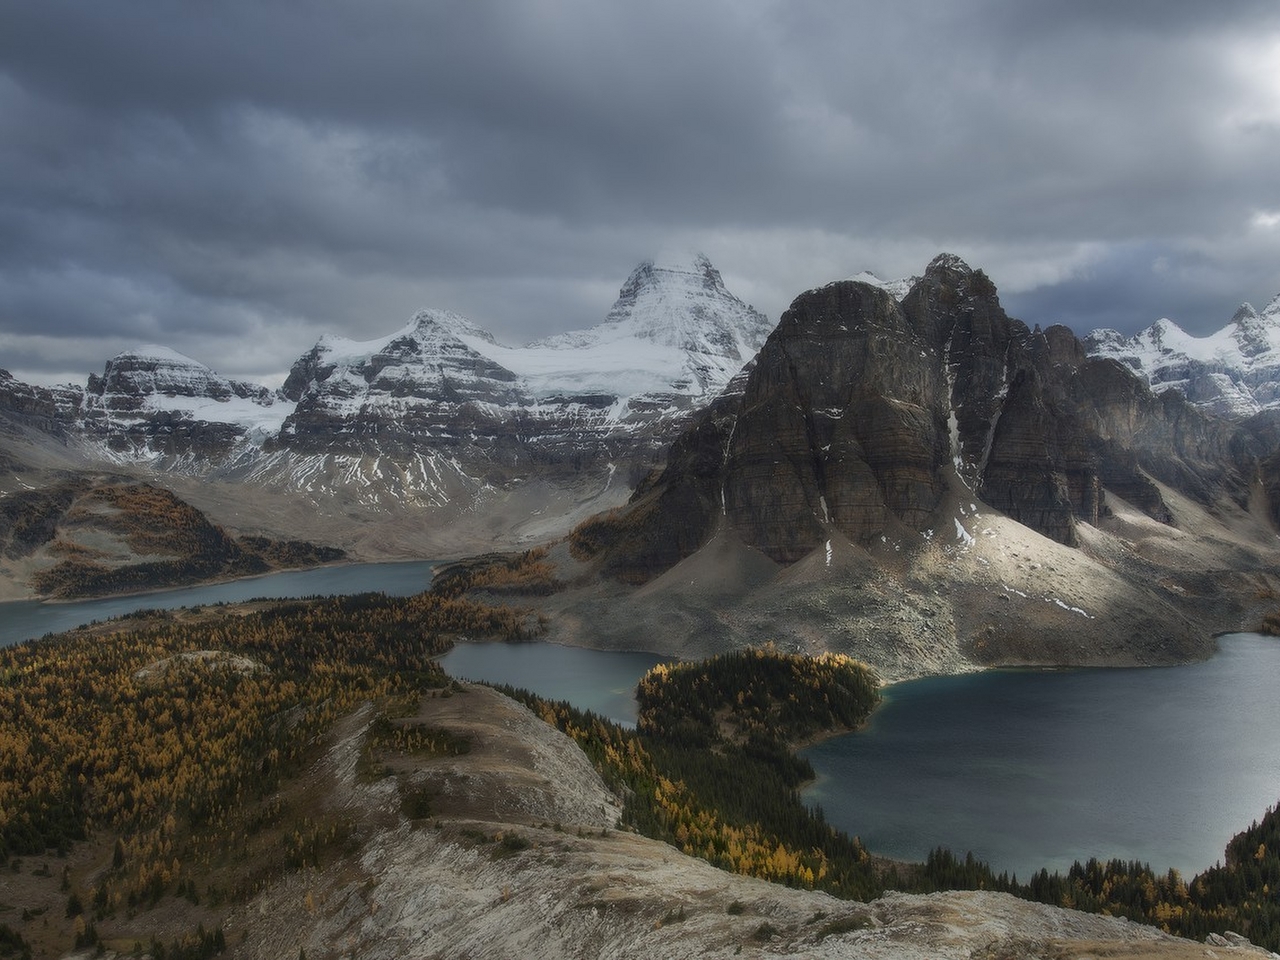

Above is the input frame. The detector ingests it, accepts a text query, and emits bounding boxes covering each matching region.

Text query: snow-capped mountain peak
[1085,293,1280,418]
[847,271,918,301]
[526,252,773,397]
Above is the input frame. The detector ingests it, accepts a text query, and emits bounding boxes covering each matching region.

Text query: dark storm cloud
[1,0,1278,383]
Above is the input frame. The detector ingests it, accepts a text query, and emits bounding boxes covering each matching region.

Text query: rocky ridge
[226,684,1218,960]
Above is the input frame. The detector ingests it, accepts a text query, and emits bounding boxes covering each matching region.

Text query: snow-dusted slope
[277,253,771,456]
[1085,294,1280,418]
[846,270,918,301]
[6,254,774,516]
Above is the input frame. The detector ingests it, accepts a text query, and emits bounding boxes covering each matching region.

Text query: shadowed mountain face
[584,254,1268,579]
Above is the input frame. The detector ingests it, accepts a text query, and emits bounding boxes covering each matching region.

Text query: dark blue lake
[438,642,668,727]
[0,561,438,647]
[803,633,1280,879]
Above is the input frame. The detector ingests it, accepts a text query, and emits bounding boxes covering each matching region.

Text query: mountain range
[529,254,1280,679]
[0,252,772,556]
[2,252,1280,658]
[1085,294,1280,418]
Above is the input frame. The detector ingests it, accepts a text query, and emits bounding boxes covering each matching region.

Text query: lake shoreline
[0,559,443,648]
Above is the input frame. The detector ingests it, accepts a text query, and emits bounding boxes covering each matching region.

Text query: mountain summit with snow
[0,254,773,522]
[1085,293,1280,418]
[532,252,772,394]
[267,253,773,502]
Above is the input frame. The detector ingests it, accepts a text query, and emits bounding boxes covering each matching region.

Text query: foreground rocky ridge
[225,685,1217,960]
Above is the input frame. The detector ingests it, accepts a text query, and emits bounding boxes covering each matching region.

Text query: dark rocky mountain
[579,254,1262,577]
[551,255,1280,676]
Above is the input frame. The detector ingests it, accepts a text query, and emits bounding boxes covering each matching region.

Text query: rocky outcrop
[723,280,950,560]
[0,369,83,437]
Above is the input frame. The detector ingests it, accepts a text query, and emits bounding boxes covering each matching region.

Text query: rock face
[274,309,533,479]
[78,345,289,459]
[0,369,83,438]
[582,254,1269,577]
[1086,293,1280,419]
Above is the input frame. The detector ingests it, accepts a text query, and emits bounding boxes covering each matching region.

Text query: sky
[2,0,1279,387]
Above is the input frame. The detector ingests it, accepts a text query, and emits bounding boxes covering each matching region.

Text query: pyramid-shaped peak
[405,308,499,344]
[599,252,770,351]
[617,250,724,301]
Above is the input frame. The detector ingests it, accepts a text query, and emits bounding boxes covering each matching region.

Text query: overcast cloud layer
[2,0,1279,385]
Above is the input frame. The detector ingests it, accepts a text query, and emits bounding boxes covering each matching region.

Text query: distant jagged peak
[635,247,721,287]
[604,249,739,330]
[403,307,501,345]
[531,251,772,363]
[112,343,210,368]
[1231,302,1260,326]
[1084,292,1280,419]
[1227,293,1280,359]
[313,307,499,364]
[1142,317,1188,348]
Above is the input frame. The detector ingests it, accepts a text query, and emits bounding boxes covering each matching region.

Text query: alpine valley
[3,251,1280,675]
[6,252,1280,960]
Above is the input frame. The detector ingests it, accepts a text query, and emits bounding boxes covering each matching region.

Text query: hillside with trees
[0,589,533,956]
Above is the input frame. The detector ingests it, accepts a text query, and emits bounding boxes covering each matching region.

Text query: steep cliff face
[0,369,84,437]
[584,254,1269,576]
[722,280,950,561]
